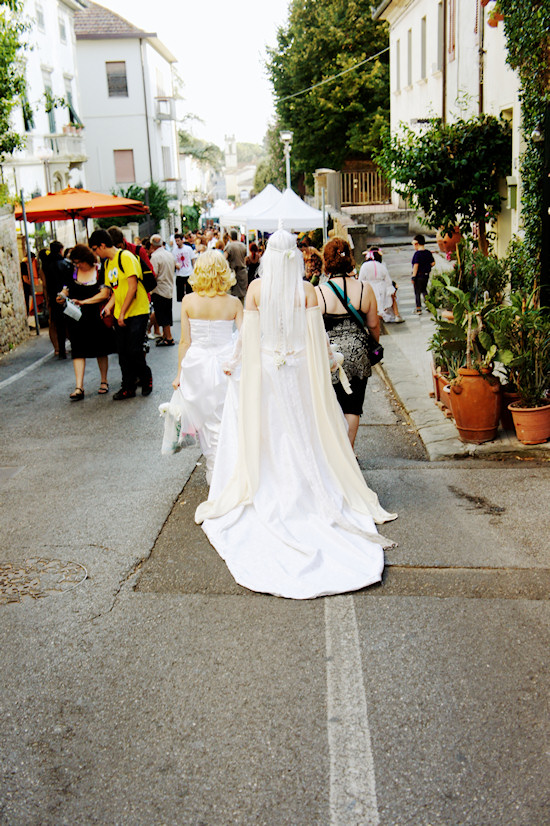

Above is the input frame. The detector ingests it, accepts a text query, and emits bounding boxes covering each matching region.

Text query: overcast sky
[102,0,291,150]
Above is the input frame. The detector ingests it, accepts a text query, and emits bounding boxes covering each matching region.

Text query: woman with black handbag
[316,237,380,448]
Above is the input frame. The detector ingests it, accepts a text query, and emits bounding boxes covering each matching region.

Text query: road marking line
[0,352,53,390]
[325,595,380,826]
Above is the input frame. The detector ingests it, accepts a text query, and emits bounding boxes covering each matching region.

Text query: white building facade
[74,1,180,210]
[374,0,522,255]
[3,0,88,201]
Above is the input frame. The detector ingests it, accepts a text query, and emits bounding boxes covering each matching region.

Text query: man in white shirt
[172,234,198,301]
[150,235,176,345]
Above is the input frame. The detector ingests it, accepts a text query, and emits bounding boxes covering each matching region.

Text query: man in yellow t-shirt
[89,229,152,400]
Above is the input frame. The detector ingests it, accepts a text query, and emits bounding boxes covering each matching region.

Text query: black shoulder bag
[326,278,384,366]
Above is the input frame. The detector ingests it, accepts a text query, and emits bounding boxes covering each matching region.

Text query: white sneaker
[147,332,161,340]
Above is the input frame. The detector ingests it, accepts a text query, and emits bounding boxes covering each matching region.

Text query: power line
[276,46,390,104]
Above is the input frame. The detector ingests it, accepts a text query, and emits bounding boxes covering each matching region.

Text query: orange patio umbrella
[15,187,150,242]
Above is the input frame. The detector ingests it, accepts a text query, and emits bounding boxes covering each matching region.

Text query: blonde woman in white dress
[159,250,243,483]
[195,230,397,600]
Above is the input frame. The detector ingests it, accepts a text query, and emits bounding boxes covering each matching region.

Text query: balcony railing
[155,97,176,121]
[23,133,86,162]
[341,167,391,207]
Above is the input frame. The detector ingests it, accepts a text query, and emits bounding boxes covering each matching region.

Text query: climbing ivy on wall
[498,0,549,287]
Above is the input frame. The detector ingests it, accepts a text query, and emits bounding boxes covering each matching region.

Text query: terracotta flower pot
[500,388,521,430]
[487,15,499,26]
[449,368,501,443]
[508,401,550,445]
[438,374,452,411]
[436,227,461,253]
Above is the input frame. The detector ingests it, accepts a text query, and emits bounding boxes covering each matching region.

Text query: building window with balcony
[114,149,135,183]
[106,62,128,97]
[421,17,427,79]
[407,28,412,87]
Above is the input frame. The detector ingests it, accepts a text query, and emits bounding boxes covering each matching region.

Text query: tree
[96,182,172,230]
[178,130,223,171]
[254,122,286,191]
[266,0,389,183]
[236,142,266,165]
[375,115,512,255]
[0,0,28,161]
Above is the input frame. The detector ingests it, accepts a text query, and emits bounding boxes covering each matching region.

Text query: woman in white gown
[358,247,403,323]
[195,230,397,600]
[159,250,243,483]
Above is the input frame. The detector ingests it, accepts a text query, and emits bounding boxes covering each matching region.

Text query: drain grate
[0,558,88,605]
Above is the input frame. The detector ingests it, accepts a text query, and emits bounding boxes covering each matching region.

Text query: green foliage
[236,142,266,165]
[426,240,507,312]
[501,235,537,295]
[254,122,286,191]
[0,0,28,160]
[181,203,200,232]
[96,182,172,230]
[266,0,390,178]
[376,115,511,251]
[427,272,498,375]
[489,291,550,407]
[499,0,549,281]
[179,130,223,170]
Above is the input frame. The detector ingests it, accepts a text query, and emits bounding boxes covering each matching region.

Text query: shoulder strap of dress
[319,287,327,313]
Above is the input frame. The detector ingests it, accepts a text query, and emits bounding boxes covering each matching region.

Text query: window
[407,29,412,86]
[156,68,166,98]
[114,150,135,183]
[421,17,427,79]
[59,15,67,43]
[106,62,128,97]
[36,3,45,31]
[64,79,83,126]
[22,96,35,132]
[42,71,56,134]
[395,40,401,92]
[437,2,444,71]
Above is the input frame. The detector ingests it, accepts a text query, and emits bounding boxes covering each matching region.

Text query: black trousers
[176,276,190,301]
[114,314,151,390]
[412,274,429,309]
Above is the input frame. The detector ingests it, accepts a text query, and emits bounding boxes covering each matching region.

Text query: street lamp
[279,130,293,190]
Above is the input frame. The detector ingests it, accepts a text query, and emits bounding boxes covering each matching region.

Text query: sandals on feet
[98,382,109,394]
[70,388,84,401]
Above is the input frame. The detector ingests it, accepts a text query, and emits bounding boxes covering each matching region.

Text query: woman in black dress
[56,244,115,401]
[315,238,379,448]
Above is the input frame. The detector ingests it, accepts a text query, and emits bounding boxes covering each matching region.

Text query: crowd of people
[31,225,415,405]
[28,224,440,598]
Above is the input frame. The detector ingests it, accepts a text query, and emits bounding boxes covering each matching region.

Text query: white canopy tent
[252,188,325,233]
[219,184,282,228]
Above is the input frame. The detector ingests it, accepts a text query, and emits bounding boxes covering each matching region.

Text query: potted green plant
[429,276,501,442]
[490,293,550,444]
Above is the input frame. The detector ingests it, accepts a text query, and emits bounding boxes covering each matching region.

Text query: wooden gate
[341,164,391,206]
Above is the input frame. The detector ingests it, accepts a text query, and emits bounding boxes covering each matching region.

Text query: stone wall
[0,206,29,355]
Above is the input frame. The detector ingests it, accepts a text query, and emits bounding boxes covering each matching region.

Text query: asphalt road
[0,324,548,825]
